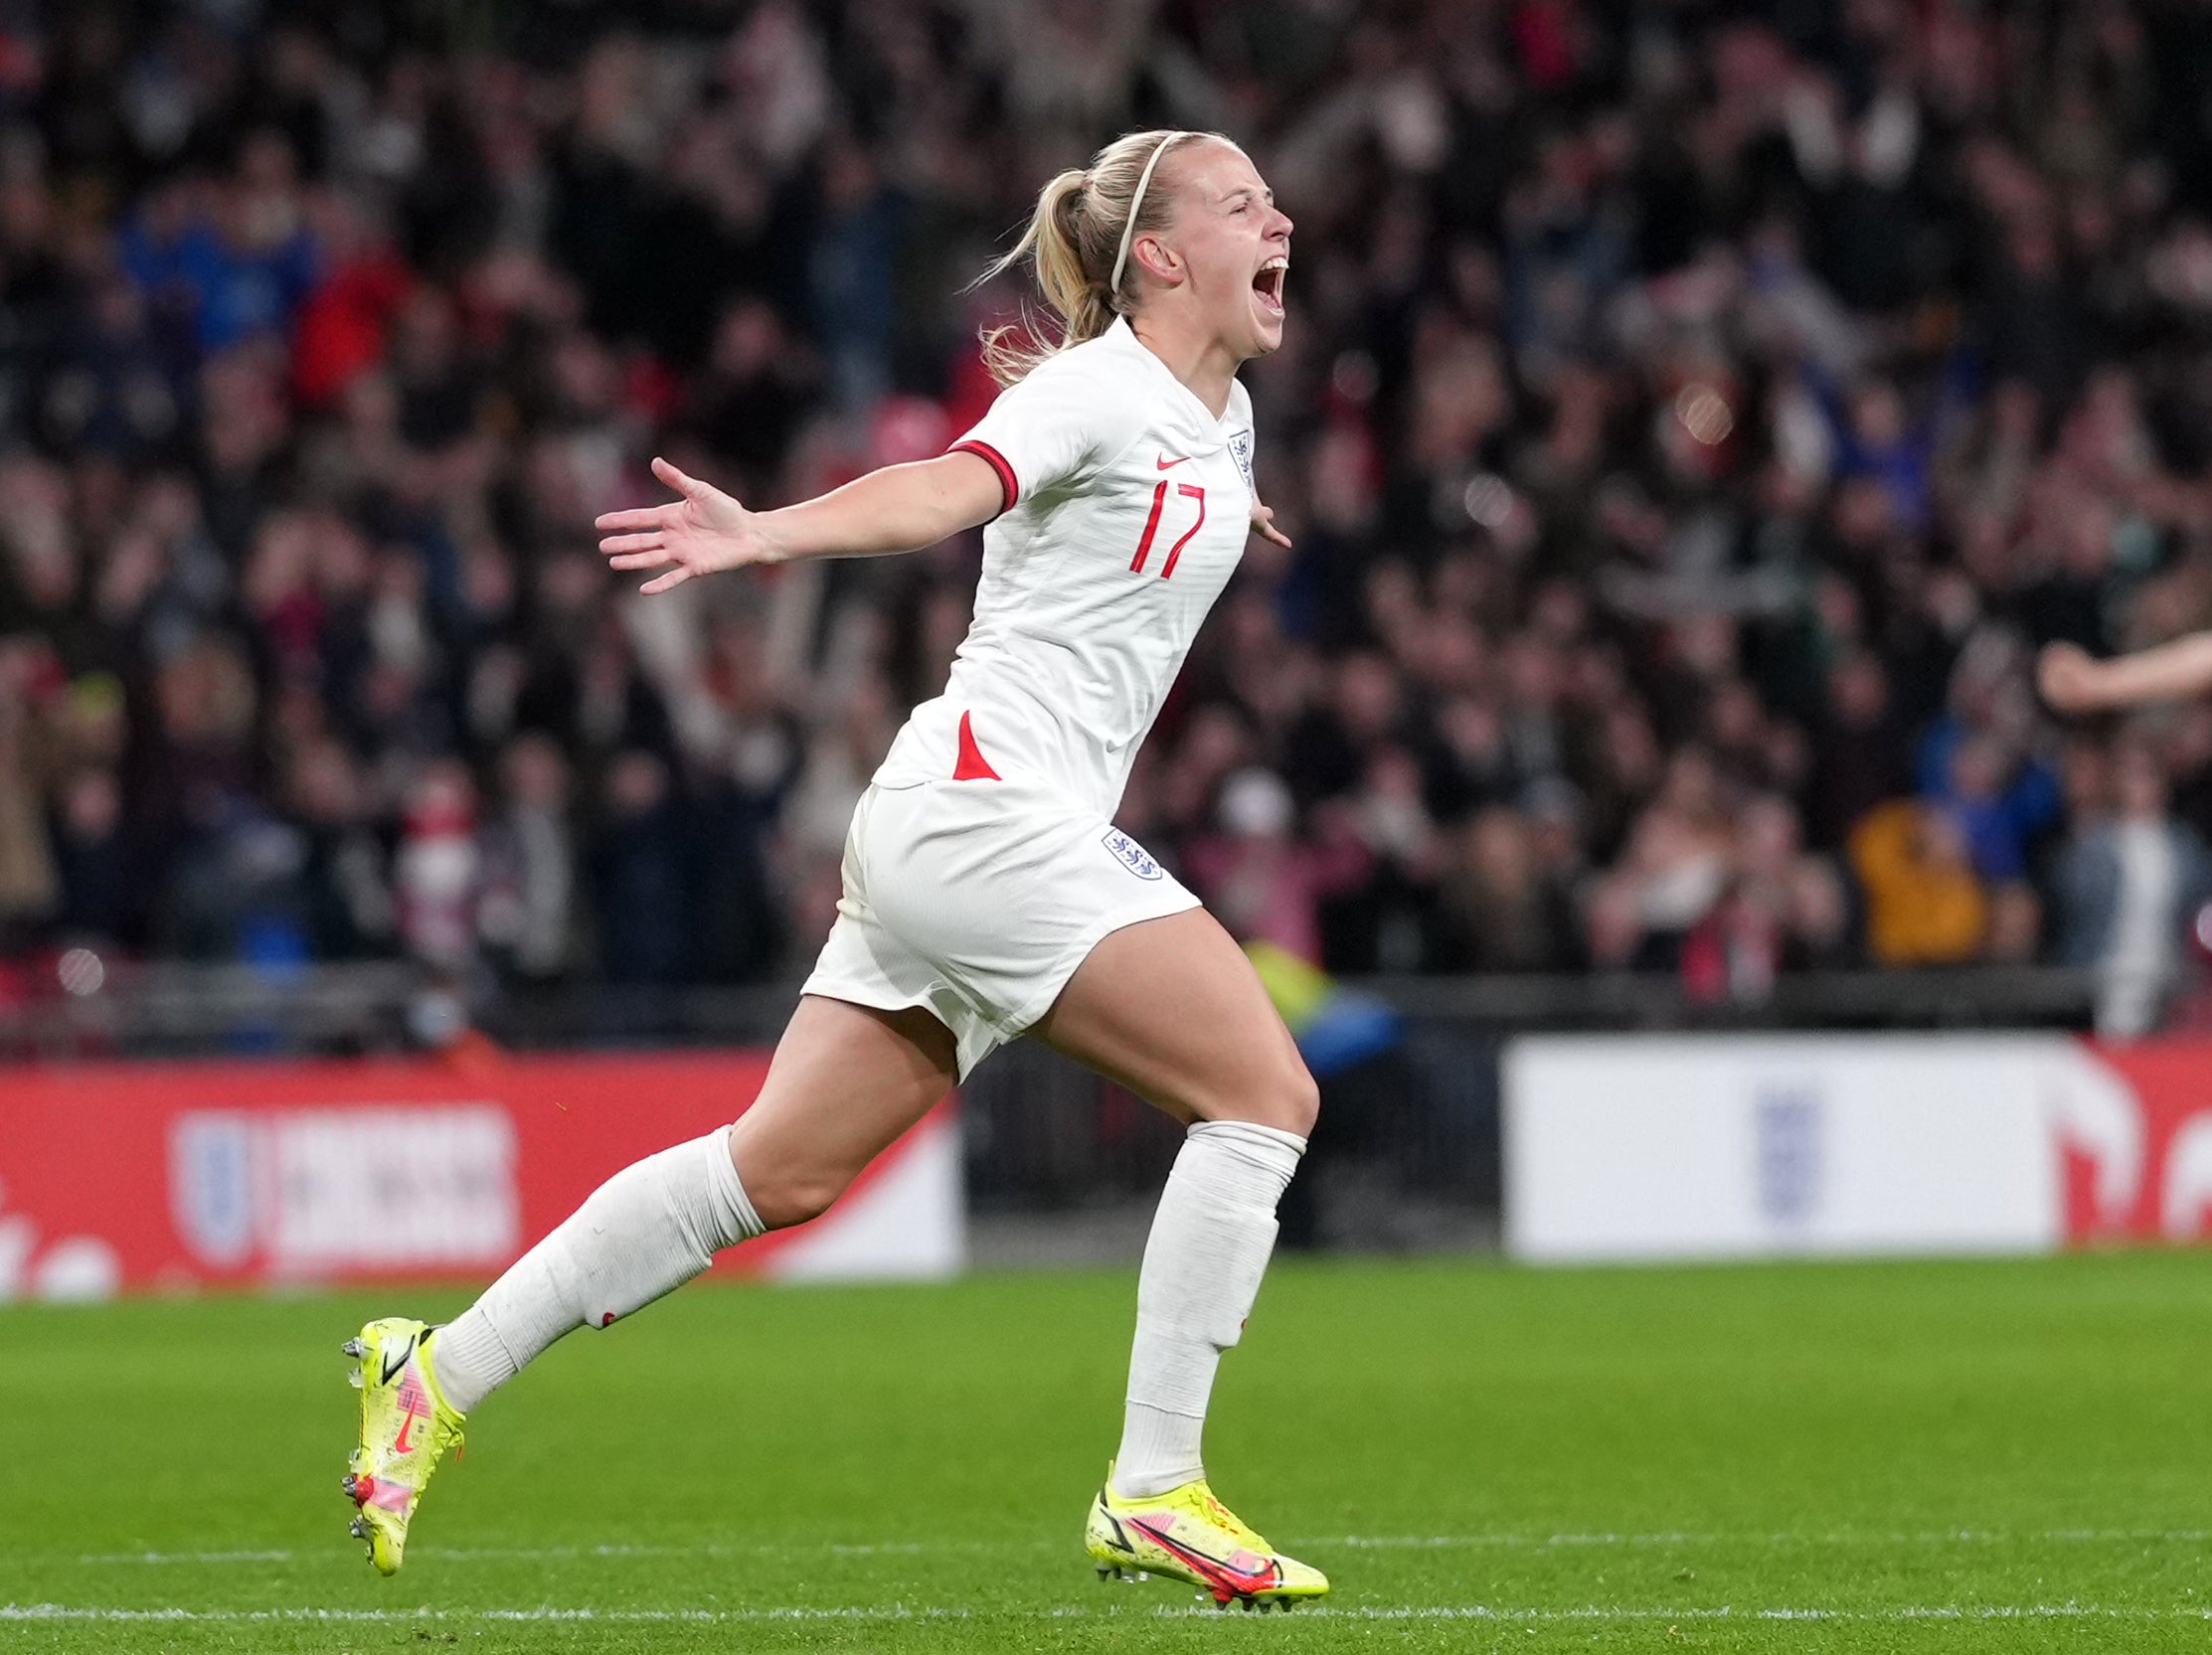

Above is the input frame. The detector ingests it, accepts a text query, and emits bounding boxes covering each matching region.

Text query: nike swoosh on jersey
[1155,453,1191,469]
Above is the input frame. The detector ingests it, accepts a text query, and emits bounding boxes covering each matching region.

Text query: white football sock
[1112,1119,1305,1500]
[428,1125,764,1414]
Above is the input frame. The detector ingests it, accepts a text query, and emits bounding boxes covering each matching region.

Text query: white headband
[1108,133,1189,301]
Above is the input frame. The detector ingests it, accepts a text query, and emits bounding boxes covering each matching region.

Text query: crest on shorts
[1228,429,1255,492]
[1102,828,1165,881]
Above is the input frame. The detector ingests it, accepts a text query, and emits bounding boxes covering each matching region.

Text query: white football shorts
[800,778,1200,1076]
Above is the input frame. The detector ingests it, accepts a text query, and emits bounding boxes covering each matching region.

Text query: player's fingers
[651,455,713,502]
[594,506,671,533]
[1251,507,1293,549]
[598,531,666,556]
[639,566,695,595]
[606,551,673,571]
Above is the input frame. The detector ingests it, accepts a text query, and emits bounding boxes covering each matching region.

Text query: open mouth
[1253,255,1287,318]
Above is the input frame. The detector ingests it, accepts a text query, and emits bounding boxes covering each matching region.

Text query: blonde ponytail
[976,129,1233,386]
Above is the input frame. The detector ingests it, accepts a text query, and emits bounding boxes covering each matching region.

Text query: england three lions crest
[1102,828,1164,881]
[1229,429,1255,492]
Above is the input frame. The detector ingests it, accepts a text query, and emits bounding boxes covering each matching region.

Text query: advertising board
[0,1050,961,1300]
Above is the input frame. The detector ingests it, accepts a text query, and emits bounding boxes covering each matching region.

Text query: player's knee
[1210,1058,1318,1138]
[1276,1062,1321,1139]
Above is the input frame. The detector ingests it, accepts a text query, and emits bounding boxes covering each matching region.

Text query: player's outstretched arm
[596,453,1005,594]
[2039,635,2212,715]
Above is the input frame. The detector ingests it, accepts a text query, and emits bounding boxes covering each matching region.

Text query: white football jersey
[874,317,1257,818]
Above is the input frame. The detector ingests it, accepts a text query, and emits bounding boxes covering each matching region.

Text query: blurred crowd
[10,0,2212,1031]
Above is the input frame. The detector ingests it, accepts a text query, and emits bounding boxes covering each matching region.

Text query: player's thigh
[729,993,957,1229]
[1031,907,1318,1134]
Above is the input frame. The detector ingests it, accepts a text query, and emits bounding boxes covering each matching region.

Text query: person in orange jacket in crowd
[1847,797,1989,965]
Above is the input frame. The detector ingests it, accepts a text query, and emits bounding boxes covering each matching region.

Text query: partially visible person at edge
[2042,640,2212,1034]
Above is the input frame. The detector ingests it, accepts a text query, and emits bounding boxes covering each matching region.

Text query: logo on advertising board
[169,1106,520,1277]
[172,1113,255,1267]
[1753,1082,1824,1226]
[2053,1043,2212,1242]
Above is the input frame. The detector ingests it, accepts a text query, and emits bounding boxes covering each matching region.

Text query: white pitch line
[64,1539,1014,1567]
[8,1601,2212,1625]
[1328,1528,2212,1550]
[57,1528,2212,1568]
[69,1551,299,1567]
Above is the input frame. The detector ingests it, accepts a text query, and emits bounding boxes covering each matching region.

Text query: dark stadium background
[2,0,2212,1237]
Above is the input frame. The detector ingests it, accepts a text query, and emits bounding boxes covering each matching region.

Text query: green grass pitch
[4,1251,2211,1651]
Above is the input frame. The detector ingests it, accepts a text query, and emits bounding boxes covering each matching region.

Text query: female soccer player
[339,129,1326,1611]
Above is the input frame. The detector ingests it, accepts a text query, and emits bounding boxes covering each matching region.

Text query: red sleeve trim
[950,440,1017,517]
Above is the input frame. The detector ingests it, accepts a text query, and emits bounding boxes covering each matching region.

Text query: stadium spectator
[590,747,689,985]
[476,731,580,985]
[2054,737,2212,1036]
[1433,805,1579,973]
[1587,746,1734,972]
[1849,798,1989,968]
[1183,767,1370,967]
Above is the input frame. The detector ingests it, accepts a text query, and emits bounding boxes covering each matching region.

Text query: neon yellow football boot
[1085,1467,1329,1610]
[339,1317,465,1575]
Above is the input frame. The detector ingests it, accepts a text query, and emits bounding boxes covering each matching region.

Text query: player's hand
[596,457,776,594]
[2037,641,2104,715]
[1249,498,1292,550]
